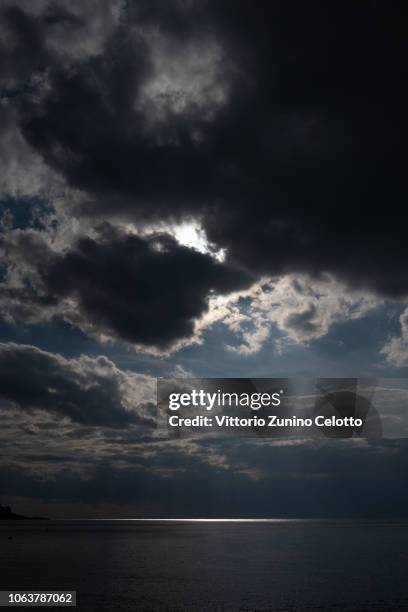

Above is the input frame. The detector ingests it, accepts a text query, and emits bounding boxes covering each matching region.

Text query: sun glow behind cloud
[173,220,226,261]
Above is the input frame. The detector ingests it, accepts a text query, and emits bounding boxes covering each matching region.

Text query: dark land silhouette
[0,504,47,520]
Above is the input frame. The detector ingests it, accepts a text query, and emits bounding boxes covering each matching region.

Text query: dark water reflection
[1,519,408,611]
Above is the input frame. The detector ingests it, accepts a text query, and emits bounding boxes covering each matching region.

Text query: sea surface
[1,519,408,611]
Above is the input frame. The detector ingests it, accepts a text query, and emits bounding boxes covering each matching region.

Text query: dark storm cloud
[2,0,406,300]
[0,5,46,88]
[43,225,251,347]
[1,225,251,348]
[0,342,154,427]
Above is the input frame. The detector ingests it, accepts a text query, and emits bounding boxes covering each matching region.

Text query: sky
[0,0,408,518]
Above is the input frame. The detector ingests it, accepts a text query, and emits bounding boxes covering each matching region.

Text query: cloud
[0,342,155,427]
[206,275,382,354]
[381,308,408,368]
[1,223,381,354]
[0,1,404,302]
[18,21,232,221]
[0,224,252,351]
[2,434,408,518]
[0,4,47,88]
[0,105,58,199]
[0,2,407,356]
[0,0,123,84]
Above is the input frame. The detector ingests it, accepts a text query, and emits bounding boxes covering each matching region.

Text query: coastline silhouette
[0,504,47,520]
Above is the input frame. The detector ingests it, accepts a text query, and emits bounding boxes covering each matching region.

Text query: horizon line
[43,517,408,522]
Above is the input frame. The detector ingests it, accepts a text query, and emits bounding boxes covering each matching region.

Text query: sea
[1,519,408,611]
